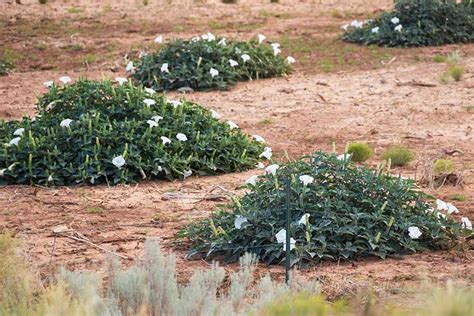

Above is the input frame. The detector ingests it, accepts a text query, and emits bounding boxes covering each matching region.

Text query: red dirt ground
[1,0,473,299]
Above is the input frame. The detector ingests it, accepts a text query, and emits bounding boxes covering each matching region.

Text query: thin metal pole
[285,176,291,285]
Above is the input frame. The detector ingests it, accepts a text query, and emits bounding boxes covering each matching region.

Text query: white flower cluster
[342,16,403,34]
[128,33,295,79]
[409,199,471,240]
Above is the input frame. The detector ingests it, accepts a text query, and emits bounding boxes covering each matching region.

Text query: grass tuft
[347,142,373,162]
[382,145,414,167]
[448,65,464,81]
[433,159,455,174]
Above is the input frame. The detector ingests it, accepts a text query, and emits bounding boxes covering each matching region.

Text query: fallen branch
[52,226,133,260]
[396,80,437,88]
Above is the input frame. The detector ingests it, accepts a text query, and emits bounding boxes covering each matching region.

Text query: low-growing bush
[382,145,414,166]
[342,0,474,47]
[182,152,466,264]
[433,159,455,174]
[0,78,265,185]
[346,142,373,162]
[448,65,465,81]
[131,34,294,91]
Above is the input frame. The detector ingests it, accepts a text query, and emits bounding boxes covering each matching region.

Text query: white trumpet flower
[229,59,239,67]
[176,133,188,142]
[115,77,128,85]
[245,175,258,186]
[59,76,72,84]
[161,136,171,145]
[13,128,25,136]
[265,164,279,176]
[112,155,126,169]
[227,121,238,130]
[60,119,73,128]
[161,63,169,73]
[408,226,422,239]
[299,175,314,186]
[234,215,248,229]
[210,68,219,78]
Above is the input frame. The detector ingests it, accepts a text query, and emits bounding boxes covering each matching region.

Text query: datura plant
[181,152,470,265]
[342,0,474,47]
[0,78,266,185]
[130,33,294,91]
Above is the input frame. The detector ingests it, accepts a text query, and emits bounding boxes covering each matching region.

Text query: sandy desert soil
[0,0,473,300]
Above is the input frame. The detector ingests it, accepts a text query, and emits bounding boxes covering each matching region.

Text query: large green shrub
[131,34,293,91]
[182,152,466,264]
[342,0,474,47]
[0,79,265,185]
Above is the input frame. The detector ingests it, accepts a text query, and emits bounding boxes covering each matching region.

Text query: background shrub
[382,145,414,166]
[433,159,455,174]
[346,142,373,162]
[182,152,464,264]
[342,0,474,47]
[448,65,465,81]
[132,35,292,91]
[0,79,265,186]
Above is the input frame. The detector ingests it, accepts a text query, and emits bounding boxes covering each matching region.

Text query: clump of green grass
[448,65,465,81]
[382,145,414,166]
[433,159,455,174]
[85,206,105,215]
[433,55,447,63]
[347,142,373,162]
[82,54,97,65]
[259,118,274,125]
[448,194,466,202]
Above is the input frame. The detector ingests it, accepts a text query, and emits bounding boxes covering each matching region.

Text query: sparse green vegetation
[448,65,465,81]
[85,206,105,215]
[259,118,274,125]
[433,159,455,174]
[82,54,97,65]
[382,145,414,167]
[67,7,85,14]
[347,142,373,162]
[433,55,447,63]
[448,194,467,202]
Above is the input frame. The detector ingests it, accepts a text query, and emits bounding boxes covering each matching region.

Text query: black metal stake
[285,176,291,285]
